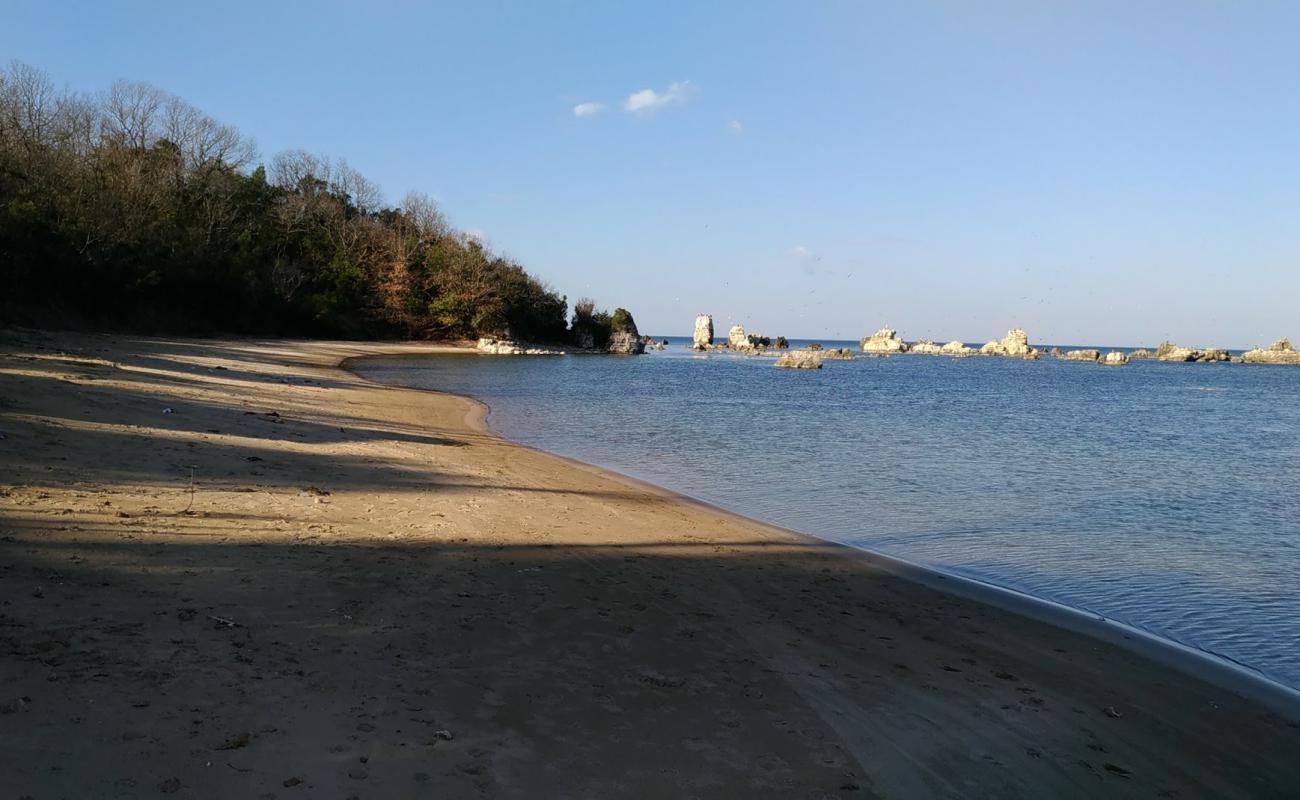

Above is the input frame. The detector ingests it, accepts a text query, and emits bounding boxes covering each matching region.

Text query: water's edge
[341,352,1300,721]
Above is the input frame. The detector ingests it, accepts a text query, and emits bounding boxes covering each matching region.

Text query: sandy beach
[2,329,1298,799]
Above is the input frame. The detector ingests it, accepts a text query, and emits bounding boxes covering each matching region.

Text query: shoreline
[4,330,1300,797]
[343,353,1300,719]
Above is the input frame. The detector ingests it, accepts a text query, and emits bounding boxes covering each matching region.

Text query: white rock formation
[1243,338,1300,365]
[692,315,714,350]
[859,327,909,353]
[477,338,563,355]
[1101,351,1130,366]
[980,329,1037,358]
[728,324,751,350]
[941,341,978,357]
[908,340,943,355]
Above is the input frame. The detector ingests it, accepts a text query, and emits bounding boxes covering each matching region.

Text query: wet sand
[2,329,1298,799]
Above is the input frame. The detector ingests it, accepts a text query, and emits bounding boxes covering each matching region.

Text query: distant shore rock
[692,315,714,350]
[1101,351,1130,366]
[941,341,978,357]
[1156,341,1230,363]
[1128,348,1155,360]
[860,327,909,354]
[607,330,644,354]
[774,349,823,369]
[822,348,856,360]
[477,338,564,356]
[1062,349,1101,362]
[728,324,751,350]
[1243,338,1300,365]
[607,309,645,354]
[774,336,790,349]
[981,329,1038,359]
[909,340,943,355]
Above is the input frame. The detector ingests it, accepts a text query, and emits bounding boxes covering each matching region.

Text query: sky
[4,0,1298,347]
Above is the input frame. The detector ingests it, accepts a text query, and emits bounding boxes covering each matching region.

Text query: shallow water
[356,340,1300,690]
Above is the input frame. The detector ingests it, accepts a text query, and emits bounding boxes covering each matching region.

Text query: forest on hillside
[0,61,626,342]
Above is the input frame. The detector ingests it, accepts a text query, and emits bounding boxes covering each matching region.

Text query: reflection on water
[356,340,1300,690]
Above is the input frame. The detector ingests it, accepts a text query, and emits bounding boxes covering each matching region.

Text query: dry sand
[1,329,1298,799]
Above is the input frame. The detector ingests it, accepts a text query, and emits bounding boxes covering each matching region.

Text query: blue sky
[4,1,1298,346]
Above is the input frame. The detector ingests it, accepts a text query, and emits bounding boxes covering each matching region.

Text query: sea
[354,337,1300,692]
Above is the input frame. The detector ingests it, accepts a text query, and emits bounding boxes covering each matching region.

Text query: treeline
[0,62,596,341]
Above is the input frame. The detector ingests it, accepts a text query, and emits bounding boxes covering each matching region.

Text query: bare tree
[401,191,448,239]
[101,79,165,150]
[0,61,57,150]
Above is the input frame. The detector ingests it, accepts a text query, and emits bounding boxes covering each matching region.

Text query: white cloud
[573,102,604,118]
[729,119,744,134]
[787,245,821,274]
[624,80,696,114]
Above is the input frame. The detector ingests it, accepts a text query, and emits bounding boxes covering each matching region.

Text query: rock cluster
[1102,351,1130,366]
[941,341,978,357]
[692,315,714,350]
[860,327,909,354]
[1062,349,1101,362]
[1243,339,1300,365]
[980,329,1038,358]
[1155,342,1230,363]
[822,348,856,360]
[909,340,943,355]
[774,349,823,369]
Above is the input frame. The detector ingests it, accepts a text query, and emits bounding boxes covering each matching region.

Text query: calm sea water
[355,339,1300,690]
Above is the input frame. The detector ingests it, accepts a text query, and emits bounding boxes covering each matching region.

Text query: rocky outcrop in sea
[1062,349,1101,362]
[603,308,645,354]
[728,324,751,350]
[909,340,943,355]
[860,327,909,354]
[941,341,978,357]
[980,329,1039,358]
[1243,339,1300,365]
[1102,351,1130,366]
[822,348,856,360]
[1155,342,1230,363]
[774,349,823,369]
[692,315,714,350]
